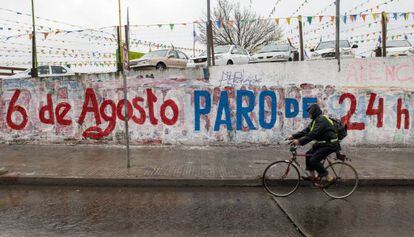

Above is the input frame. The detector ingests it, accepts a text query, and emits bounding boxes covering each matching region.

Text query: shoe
[302,175,316,182]
[0,167,8,176]
[318,175,335,188]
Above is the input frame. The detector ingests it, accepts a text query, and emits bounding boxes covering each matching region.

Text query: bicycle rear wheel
[323,162,359,199]
[263,161,300,197]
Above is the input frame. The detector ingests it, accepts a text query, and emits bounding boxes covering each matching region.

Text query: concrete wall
[0,57,413,146]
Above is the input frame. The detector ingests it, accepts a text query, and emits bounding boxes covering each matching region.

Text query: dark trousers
[305,145,338,177]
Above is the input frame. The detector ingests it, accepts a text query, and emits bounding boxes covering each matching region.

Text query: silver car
[310,40,358,60]
[250,44,297,63]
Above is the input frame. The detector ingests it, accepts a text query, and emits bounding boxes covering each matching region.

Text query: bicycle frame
[286,146,338,181]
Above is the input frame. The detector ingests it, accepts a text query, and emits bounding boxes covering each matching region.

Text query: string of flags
[0,42,114,54]
[315,1,336,15]
[291,24,414,49]
[358,0,398,14]
[129,38,203,53]
[0,47,116,59]
[268,0,283,17]
[0,7,114,38]
[212,11,413,30]
[1,60,117,68]
[290,0,312,17]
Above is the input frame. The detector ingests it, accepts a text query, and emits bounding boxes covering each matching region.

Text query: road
[0,186,413,237]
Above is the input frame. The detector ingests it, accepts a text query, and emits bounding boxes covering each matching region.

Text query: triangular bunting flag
[157,24,162,28]
[169,24,175,30]
[216,19,221,28]
[330,16,335,22]
[275,18,279,25]
[352,14,357,22]
[361,14,367,22]
[372,13,378,20]
[286,17,291,25]
[343,15,347,24]
[307,16,312,24]
[319,15,323,22]
[403,12,409,20]
[393,13,398,20]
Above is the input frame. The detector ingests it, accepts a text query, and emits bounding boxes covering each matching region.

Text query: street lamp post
[31,0,38,77]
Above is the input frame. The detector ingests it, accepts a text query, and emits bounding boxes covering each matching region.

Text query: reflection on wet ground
[275,186,414,237]
[0,186,412,237]
[0,186,299,237]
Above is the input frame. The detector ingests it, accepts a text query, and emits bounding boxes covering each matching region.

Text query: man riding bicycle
[288,103,339,185]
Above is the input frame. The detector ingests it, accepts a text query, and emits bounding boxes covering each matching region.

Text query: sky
[1,0,413,72]
[1,0,413,27]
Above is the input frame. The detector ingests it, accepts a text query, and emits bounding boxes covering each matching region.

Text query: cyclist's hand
[292,139,300,146]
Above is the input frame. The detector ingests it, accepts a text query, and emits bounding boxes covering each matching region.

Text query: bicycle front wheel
[263,161,300,197]
[323,162,359,199]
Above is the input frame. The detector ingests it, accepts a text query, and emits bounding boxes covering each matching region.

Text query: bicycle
[262,144,359,199]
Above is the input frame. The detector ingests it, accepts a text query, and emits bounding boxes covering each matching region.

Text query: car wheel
[156,63,167,70]
[227,60,233,65]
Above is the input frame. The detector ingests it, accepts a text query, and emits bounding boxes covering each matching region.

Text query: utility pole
[117,0,124,72]
[335,0,341,71]
[31,0,38,77]
[125,7,130,70]
[381,11,387,57]
[206,0,212,67]
[298,16,304,61]
[117,26,123,72]
[118,0,130,169]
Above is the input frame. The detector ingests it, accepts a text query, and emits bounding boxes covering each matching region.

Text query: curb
[1,176,414,187]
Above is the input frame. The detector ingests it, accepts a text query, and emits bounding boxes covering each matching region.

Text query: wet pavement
[1,145,414,186]
[275,186,414,237]
[0,186,413,237]
[0,186,300,237]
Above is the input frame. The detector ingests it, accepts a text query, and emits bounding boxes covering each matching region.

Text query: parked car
[249,43,298,63]
[129,49,189,70]
[5,65,75,79]
[187,45,250,68]
[385,40,414,57]
[310,40,358,60]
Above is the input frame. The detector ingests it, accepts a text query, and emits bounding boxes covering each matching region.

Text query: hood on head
[307,103,322,119]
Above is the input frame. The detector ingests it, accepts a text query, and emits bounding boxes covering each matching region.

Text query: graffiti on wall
[5,88,179,139]
[1,84,412,145]
[345,57,414,85]
[0,57,413,145]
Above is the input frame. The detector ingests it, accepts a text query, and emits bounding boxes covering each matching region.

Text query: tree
[198,0,282,52]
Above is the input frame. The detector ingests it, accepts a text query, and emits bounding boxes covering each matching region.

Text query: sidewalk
[0,144,413,187]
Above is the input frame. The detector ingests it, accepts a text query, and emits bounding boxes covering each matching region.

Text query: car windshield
[141,50,168,59]
[387,40,411,48]
[258,44,289,53]
[198,46,232,57]
[215,45,232,54]
[316,40,350,50]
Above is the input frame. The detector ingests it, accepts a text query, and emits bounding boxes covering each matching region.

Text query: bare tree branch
[198,0,282,52]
